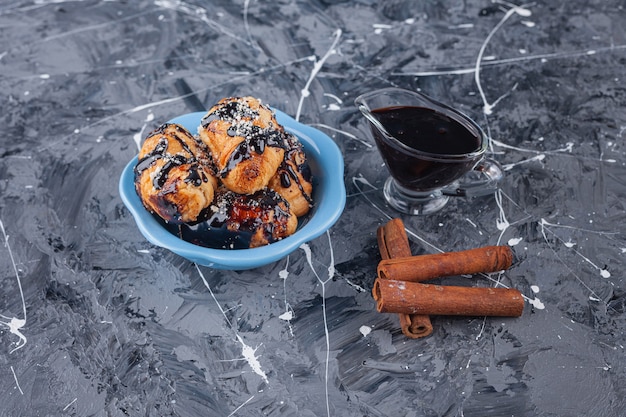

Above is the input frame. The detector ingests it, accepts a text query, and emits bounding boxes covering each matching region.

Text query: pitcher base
[383,177,449,215]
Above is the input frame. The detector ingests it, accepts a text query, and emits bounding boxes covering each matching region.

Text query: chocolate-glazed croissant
[268,132,314,217]
[134,123,218,224]
[198,96,287,195]
[175,187,298,249]
[215,188,298,248]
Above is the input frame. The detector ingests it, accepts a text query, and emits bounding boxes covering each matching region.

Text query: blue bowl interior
[119,109,345,270]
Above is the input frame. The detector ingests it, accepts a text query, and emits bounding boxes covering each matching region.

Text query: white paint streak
[63,398,78,411]
[539,219,613,297]
[278,258,295,335]
[133,124,148,152]
[323,92,343,104]
[195,264,269,385]
[40,9,155,43]
[155,0,252,46]
[494,190,511,244]
[10,366,23,395]
[0,219,28,353]
[351,176,443,254]
[502,154,546,171]
[40,53,316,153]
[474,4,531,115]
[310,123,372,148]
[295,29,342,122]
[393,44,626,77]
[242,0,261,52]
[227,395,255,417]
[236,335,268,383]
[300,230,336,417]
[450,23,475,29]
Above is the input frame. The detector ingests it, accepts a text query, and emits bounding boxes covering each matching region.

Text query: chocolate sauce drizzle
[277,134,314,206]
[170,188,294,249]
[222,124,286,179]
[138,99,315,249]
[201,98,289,179]
[134,123,210,191]
[277,150,314,206]
[200,99,260,126]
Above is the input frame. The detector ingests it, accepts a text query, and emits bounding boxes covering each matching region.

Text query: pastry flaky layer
[134,123,218,224]
[134,96,314,248]
[268,132,314,217]
[209,187,298,249]
[198,96,287,195]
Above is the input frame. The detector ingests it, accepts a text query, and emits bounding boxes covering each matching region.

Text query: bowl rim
[119,109,346,269]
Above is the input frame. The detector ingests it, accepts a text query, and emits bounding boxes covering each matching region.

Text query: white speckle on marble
[237,335,268,383]
[279,311,293,321]
[529,297,545,309]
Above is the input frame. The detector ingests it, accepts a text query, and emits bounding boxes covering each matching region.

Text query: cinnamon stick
[377,246,514,282]
[373,278,524,317]
[377,218,412,259]
[398,312,433,339]
[377,219,433,338]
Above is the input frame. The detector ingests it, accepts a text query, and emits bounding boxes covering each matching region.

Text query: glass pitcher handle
[442,158,504,197]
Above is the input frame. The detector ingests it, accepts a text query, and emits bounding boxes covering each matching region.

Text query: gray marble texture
[1,1,625,416]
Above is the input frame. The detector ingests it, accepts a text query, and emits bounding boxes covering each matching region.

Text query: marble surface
[1,1,625,416]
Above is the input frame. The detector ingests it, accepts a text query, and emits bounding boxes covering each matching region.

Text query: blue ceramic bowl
[119,110,346,270]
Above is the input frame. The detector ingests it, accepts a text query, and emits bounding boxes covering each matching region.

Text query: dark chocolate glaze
[168,188,294,249]
[201,98,290,179]
[276,135,314,207]
[134,123,210,191]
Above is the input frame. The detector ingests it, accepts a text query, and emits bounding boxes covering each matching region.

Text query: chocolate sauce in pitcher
[370,106,483,191]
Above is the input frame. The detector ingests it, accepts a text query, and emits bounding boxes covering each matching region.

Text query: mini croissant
[134,123,218,224]
[268,133,314,217]
[198,96,287,195]
[210,187,298,248]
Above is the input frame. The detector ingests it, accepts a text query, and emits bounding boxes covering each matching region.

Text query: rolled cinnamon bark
[373,278,524,317]
[377,218,412,259]
[377,219,433,338]
[398,311,433,338]
[377,246,514,282]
